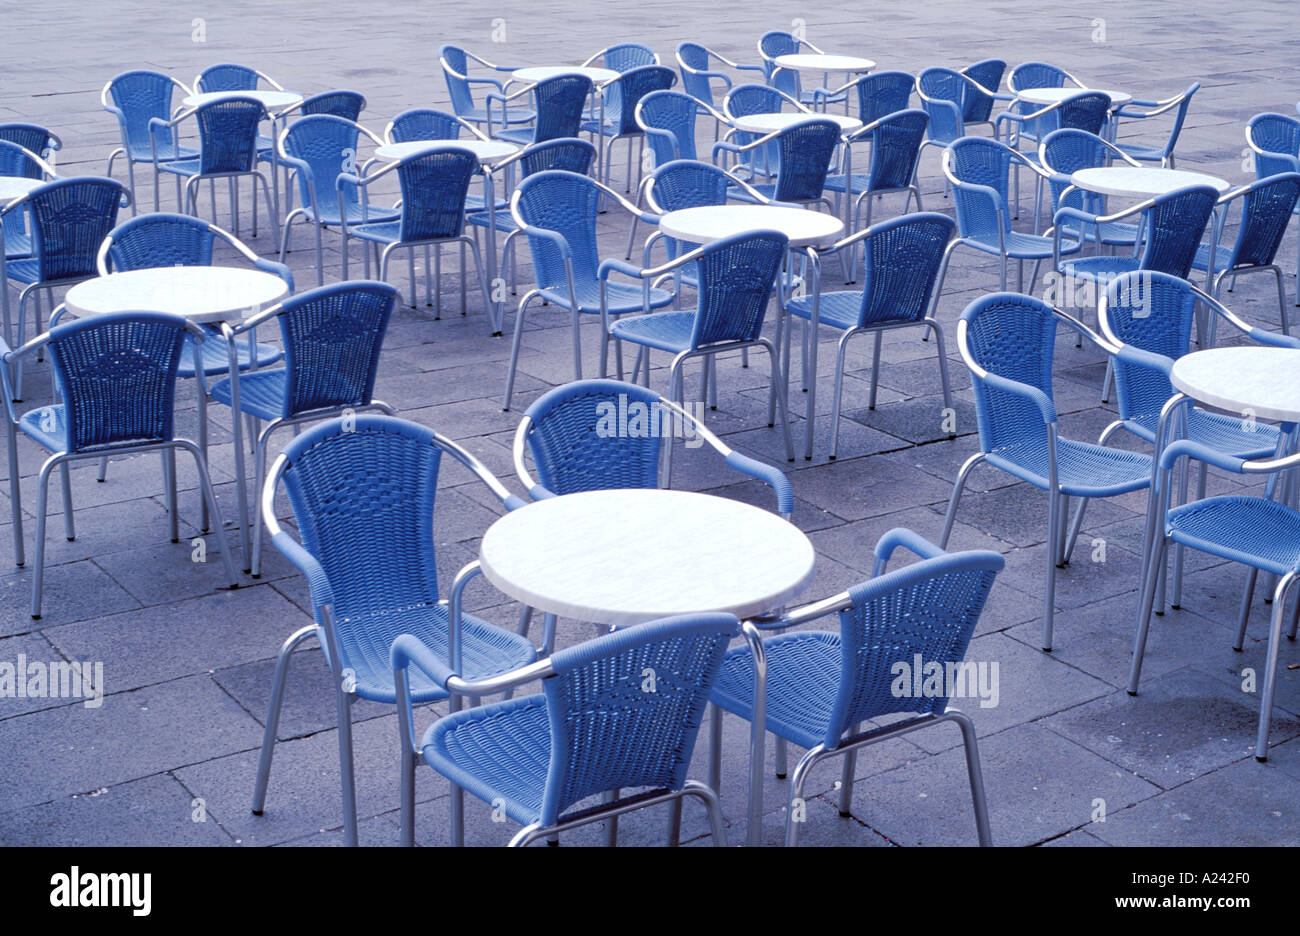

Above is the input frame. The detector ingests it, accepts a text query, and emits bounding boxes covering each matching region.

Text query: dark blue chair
[823,109,929,240]
[1,311,239,619]
[392,611,736,846]
[1038,129,1141,250]
[0,141,57,263]
[1246,113,1300,306]
[209,280,400,574]
[961,59,1009,123]
[709,527,1003,846]
[939,292,1152,651]
[713,116,841,209]
[486,73,593,146]
[254,413,535,846]
[582,65,678,193]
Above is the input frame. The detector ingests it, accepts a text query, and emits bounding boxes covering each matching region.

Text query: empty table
[0,177,43,201]
[1070,166,1231,197]
[729,112,862,135]
[1016,87,1132,107]
[511,65,619,84]
[659,204,844,460]
[774,53,876,75]
[1171,347,1300,424]
[478,488,816,627]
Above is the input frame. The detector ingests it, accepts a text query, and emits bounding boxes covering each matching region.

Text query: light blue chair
[942,137,1079,293]
[604,229,796,461]
[209,280,400,575]
[501,170,671,410]
[1130,436,1300,763]
[1246,113,1300,307]
[939,292,1152,651]
[675,41,766,138]
[1038,129,1142,251]
[582,65,678,193]
[709,527,1003,845]
[102,70,197,213]
[438,45,532,129]
[1112,83,1199,168]
[277,115,399,287]
[253,413,536,846]
[784,212,956,460]
[2,312,239,619]
[393,611,736,846]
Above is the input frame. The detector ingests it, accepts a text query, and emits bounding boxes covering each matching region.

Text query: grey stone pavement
[1,0,1299,847]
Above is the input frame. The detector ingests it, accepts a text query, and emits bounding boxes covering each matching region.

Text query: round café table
[1070,166,1231,198]
[511,65,619,84]
[473,486,815,846]
[478,488,816,628]
[774,53,876,75]
[1171,347,1300,424]
[373,140,518,334]
[660,203,843,461]
[1016,86,1133,107]
[729,112,862,135]
[181,89,304,226]
[0,177,42,201]
[64,265,290,548]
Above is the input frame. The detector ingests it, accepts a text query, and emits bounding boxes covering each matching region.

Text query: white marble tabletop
[1017,87,1132,107]
[64,267,289,325]
[660,204,842,248]
[512,66,619,84]
[1070,166,1231,197]
[1171,347,1300,424]
[373,140,518,164]
[774,53,875,73]
[479,489,816,628]
[0,176,43,201]
[731,112,862,135]
[182,90,302,111]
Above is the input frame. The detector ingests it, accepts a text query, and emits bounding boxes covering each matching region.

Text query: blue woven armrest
[598,257,645,280]
[254,257,294,291]
[1054,205,1102,228]
[980,371,1057,424]
[272,530,336,616]
[724,450,793,516]
[390,632,457,688]
[711,139,745,158]
[1159,438,1247,474]
[1250,328,1300,349]
[955,179,1004,213]
[518,223,572,260]
[1115,343,1174,377]
[502,492,528,511]
[874,527,947,567]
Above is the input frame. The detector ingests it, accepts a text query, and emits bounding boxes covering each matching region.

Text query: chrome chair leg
[1255,573,1299,761]
[251,623,317,816]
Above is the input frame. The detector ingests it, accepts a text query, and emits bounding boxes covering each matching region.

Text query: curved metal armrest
[597,257,646,281]
[1054,193,1152,227]
[391,633,553,702]
[722,450,793,517]
[271,529,338,613]
[432,429,525,510]
[1113,343,1174,376]
[1115,96,1178,119]
[1052,306,1120,354]
[872,527,947,574]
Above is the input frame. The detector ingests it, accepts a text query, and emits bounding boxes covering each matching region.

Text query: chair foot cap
[1126,689,1138,696]
[251,809,263,816]
[31,614,40,620]
[1256,755,1267,763]
[838,810,851,817]
[66,536,74,542]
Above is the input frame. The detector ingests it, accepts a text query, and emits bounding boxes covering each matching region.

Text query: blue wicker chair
[208,280,400,575]
[486,73,593,146]
[501,170,671,410]
[438,44,532,128]
[254,413,535,846]
[338,147,491,319]
[102,71,197,213]
[1,311,239,619]
[756,30,844,110]
[943,136,1079,293]
[1191,173,1300,334]
[961,60,1009,122]
[785,212,956,460]
[150,96,274,240]
[604,229,795,461]
[392,611,736,846]
[1112,84,1199,168]
[0,141,57,264]
[675,42,766,138]
[582,65,678,193]
[0,176,128,396]
[277,115,399,287]
[709,527,1003,845]
[1038,129,1142,251]
[1246,113,1300,307]
[713,116,841,210]
[939,292,1152,651]
[823,109,929,244]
